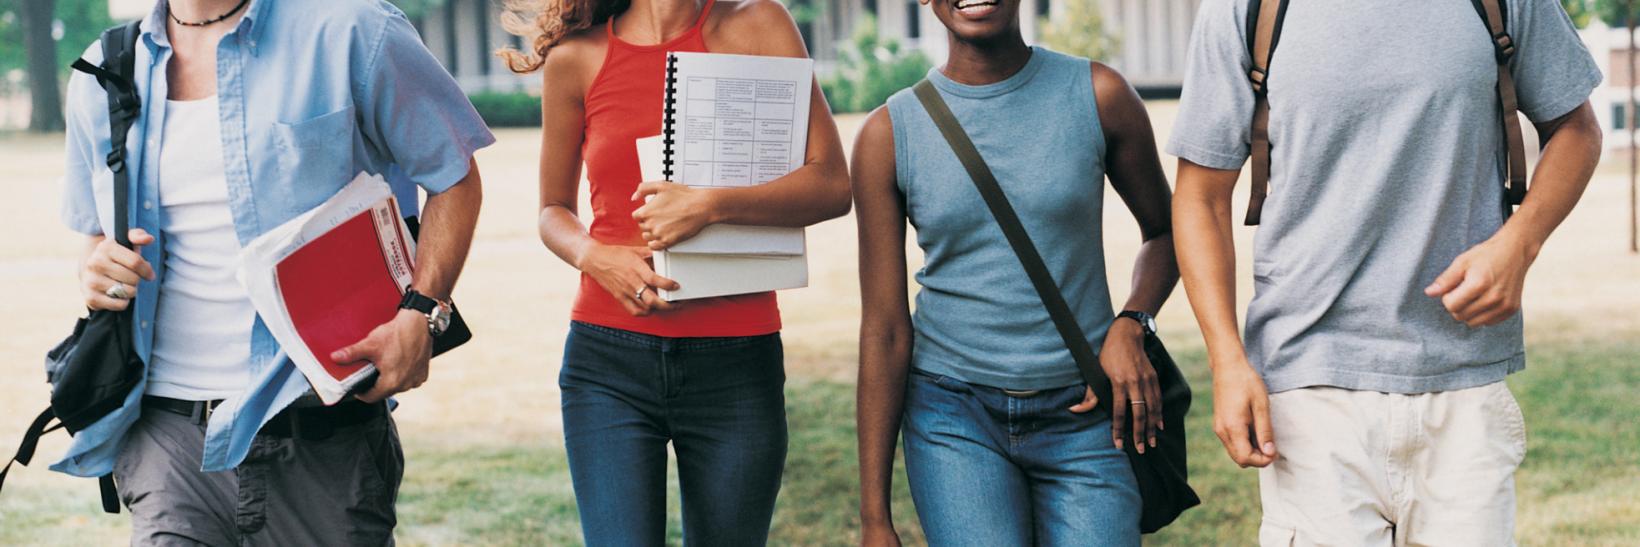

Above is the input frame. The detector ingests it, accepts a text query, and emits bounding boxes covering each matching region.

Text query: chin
[934,0,1021,42]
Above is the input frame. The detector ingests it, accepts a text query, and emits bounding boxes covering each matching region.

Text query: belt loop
[289,411,302,440]
[189,402,203,425]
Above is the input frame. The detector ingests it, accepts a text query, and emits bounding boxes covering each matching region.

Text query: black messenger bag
[912,79,1201,533]
[0,20,145,515]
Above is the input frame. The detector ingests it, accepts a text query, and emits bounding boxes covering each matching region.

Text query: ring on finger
[1130,400,1147,406]
[634,286,650,301]
[104,283,131,300]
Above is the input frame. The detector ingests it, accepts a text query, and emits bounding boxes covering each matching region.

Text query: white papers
[646,52,815,301]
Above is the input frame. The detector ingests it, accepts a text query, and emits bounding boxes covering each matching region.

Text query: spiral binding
[662,54,679,181]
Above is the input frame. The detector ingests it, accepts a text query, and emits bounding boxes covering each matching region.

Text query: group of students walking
[50,0,1603,544]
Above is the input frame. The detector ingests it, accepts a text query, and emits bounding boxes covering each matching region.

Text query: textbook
[646,51,814,301]
[238,173,416,405]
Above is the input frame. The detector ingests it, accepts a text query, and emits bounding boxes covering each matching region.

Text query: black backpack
[1,20,146,515]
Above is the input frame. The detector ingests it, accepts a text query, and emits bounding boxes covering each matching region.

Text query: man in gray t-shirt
[1169,0,1603,543]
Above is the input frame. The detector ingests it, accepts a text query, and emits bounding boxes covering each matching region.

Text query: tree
[819,16,931,113]
[18,0,61,131]
[1038,0,1119,62]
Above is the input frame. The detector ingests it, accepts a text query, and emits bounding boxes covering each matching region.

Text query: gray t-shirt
[1168,0,1601,394]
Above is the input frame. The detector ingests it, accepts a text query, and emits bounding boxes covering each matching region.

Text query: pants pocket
[1489,383,1528,466]
[1259,519,1298,547]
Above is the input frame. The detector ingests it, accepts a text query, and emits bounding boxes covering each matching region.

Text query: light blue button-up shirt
[56,0,494,475]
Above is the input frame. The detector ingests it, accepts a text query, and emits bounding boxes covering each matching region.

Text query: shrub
[468,91,542,127]
[821,16,933,113]
[1038,0,1120,62]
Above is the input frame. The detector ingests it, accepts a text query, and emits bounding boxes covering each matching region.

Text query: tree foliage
[1038,0,1118,62]
[0,0,114,75]
[819,16,931,113]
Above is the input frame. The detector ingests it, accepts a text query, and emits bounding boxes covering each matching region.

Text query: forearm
[412,162,482,300]
[1121,234,1178,316]
[856,320,912,524]
[704,161,852,227]
[1173,164,1248,369]
[540,201,612,271]
[1499,106,1602,256]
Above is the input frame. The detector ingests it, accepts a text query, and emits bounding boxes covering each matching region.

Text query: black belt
[141,396,385,441]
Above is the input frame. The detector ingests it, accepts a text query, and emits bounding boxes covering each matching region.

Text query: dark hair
[498,0,633,73]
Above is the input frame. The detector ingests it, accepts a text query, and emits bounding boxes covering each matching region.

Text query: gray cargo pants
[112,405,403,546]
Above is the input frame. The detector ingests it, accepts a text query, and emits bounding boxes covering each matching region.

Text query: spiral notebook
[650,51,815,301]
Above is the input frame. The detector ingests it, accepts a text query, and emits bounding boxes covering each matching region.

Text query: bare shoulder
[1090,61,1137,105]
[707,0,805,56]
[540,26,609,94]
[853,105,897,172]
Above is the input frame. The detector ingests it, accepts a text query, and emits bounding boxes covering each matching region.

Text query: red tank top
[572,0,782,337]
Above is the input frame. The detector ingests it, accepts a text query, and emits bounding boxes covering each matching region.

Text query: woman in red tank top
[501,0,848,542]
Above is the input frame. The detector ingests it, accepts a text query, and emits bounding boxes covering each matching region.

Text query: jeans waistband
[570,321,780,351]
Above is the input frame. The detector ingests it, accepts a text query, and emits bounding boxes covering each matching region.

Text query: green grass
[4,341,1637,545]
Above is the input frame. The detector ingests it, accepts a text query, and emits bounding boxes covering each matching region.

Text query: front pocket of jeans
[1491,384,1528,465]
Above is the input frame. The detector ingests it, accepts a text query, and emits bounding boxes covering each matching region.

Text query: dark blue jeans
[559,321,788,547]
[903,370,1141,546]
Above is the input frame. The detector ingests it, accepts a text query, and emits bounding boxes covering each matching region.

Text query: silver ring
[634,286,649,301]
[104,283,131,300]
[1130,401,1147,406]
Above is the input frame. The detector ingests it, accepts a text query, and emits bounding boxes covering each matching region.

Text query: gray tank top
[885,47,1112,390]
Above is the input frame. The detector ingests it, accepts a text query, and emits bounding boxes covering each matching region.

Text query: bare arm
[410,161,482,301]
[1426,102,1603,326]
[536,38,678,316]
[632,0,851,249]
[852,107,910,547]
[1082,63,1179,453]
[1173,158,1277,468]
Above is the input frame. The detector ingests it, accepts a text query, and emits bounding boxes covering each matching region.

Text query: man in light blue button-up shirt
[58,0,493,542]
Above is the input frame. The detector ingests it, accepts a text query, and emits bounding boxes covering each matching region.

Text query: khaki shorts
[1258,381,1527,546]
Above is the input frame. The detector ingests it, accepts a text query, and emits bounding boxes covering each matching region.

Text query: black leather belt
[141,396,384,441]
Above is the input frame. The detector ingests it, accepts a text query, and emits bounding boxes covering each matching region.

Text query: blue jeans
[559,322,788,547]
[903,370,1141,546]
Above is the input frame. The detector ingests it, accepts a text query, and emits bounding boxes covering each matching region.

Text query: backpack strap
[1244,0,1288,226]
[1472,0,1528,209]
[70,19,143,249]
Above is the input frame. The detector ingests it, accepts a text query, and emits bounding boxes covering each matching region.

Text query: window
[1616,102,1629,131]
[1036,0,1050,17]
[865,0,877,15]
[476,0,492,75]
[907,0,920,39]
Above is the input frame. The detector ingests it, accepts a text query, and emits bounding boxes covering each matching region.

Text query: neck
[168,0,245,23]
[618,0,704,44]
[940,30,1032,86]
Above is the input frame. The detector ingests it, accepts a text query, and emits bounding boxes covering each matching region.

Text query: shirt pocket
[272,106,356,191]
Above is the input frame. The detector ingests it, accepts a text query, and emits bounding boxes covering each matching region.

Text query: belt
[1001,388,1043,398]
[141,396,385,441]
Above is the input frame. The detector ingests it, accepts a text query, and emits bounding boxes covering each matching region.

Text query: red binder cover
[274,202,414,381]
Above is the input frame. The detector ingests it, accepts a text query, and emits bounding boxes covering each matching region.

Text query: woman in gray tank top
[851,0,1178,544]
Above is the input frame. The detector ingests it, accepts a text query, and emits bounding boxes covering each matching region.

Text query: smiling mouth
[954,0,999,15]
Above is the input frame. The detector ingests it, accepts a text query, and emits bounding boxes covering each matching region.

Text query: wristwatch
[399,289,453,338]
[1116,310,1157,336]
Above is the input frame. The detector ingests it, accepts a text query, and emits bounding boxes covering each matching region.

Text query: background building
[416,0,1202,95]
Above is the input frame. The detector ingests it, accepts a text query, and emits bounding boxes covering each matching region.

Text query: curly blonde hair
[498,0,633,73]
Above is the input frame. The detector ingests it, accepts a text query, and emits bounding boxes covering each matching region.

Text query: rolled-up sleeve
[61,48,107,236]
[355,10,496,195]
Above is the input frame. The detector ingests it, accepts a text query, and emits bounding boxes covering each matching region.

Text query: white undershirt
[147,96,255,401]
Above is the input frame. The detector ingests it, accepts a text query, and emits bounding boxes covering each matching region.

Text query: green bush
[469,91,542,127]
[822,16,933,113]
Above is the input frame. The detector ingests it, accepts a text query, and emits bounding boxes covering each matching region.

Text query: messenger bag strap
[1473,0,1528,208]
[1244,0,1287,226]
[910,80,1113,412]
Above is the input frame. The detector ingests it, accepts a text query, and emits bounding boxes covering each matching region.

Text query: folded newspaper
[237,172,416,405]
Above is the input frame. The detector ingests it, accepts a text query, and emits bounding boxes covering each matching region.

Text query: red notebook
[274,200,415,381]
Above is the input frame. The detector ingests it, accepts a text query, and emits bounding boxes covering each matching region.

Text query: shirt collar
[140,0,269,56]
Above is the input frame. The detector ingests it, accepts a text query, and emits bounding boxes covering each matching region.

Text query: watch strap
[1116,310,1157,335]
[398,289,439,314]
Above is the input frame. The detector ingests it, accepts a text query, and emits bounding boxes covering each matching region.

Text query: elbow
[820,167,854,221]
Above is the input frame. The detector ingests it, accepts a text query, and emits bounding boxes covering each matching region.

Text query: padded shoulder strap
[1474,0,1529,209]
[1244,0,1287,226]
[70,20,142,249]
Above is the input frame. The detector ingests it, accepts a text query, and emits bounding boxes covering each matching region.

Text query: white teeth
[954,0,996,8]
